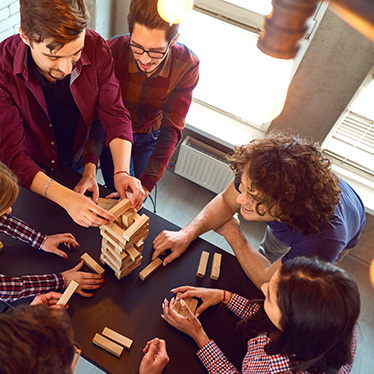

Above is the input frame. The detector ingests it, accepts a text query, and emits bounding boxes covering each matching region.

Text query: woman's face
[261,270,283,330]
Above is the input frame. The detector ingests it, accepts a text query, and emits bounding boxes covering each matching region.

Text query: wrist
[113,170,130,178]
[194,330,210,348]
[83,162,96,176]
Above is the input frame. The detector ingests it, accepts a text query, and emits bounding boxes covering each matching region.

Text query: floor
[76,169,373,373]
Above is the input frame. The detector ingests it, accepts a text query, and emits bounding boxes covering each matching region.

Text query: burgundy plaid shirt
[107,35,199,191]
[0,30,132,189]
[197,294,356,374]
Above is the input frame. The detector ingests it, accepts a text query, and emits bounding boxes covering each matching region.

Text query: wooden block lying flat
[196,251,209,278]
[139,258,162,281]
[102,327,133,350]
[92,333,123,357]
[108,198,131,219]
[81,252,105,275]
[57,280,79,306]
[103,222,127,246]
[122,214,149,241]
[98,198,119,211]
[174,292,198,316]
[210,253,222,280]
[122,211,134,228]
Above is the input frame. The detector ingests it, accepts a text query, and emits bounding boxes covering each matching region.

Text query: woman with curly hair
[152,133,365,288]
[163,257,360,374]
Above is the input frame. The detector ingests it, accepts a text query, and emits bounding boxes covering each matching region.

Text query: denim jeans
[100,129,160,191]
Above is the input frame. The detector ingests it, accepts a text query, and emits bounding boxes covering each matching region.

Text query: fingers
[70,260,84,272]
[54,248,68,260]
[105,192,120,199]
[92,184,100,203]
[162,251,180,266]
[76,289,95,297]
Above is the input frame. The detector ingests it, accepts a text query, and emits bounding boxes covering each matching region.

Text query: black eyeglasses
[129,39,172,59]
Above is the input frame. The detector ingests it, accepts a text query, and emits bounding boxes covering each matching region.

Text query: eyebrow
[43,46,85,58]
[130,40,166,51]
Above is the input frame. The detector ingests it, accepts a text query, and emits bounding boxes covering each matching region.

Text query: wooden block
[196,251,209,278]
[101,230,125,253]
[122,211,134,228]
[97,198,119,211]
[102,327,133,350]
[108,198,131,219]
[121,256,143,277]
[102,223,127,247]
[122,214,149,241]
[0,241,3,251]
[173,292,198,316]
[139,258,162,281]
[124,228,149,249]
[57,280,79,306]
[210,253,222,280]
[126,246,141,262]
[92,333,123,357]
[81,252,105,275]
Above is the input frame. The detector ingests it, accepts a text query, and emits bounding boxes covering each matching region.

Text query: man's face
[130,23,175,76]
[20,28,85,82]
[236,170,277,222]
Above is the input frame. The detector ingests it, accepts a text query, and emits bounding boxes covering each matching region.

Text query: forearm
[109,138,132,173]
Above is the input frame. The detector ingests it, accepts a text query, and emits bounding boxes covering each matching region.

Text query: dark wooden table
[0,168,262,374]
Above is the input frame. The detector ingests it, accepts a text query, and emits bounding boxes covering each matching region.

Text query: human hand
[113,173,145,211]
[162,297,210,348]
[63,191,115,227]
[139,338,170,374]
[152,229,192,266]
[214,213,240,238]
[74,163,100,203]
[30,292,66,308]
[61,261,105,297]
[42,233,79,259]
[171,286,224,317]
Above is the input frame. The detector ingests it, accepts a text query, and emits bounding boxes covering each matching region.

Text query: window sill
[185,101,265,150]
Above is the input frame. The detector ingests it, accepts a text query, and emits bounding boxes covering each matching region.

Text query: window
[322,66,374,177]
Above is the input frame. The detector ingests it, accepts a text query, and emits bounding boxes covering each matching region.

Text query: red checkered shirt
[197,294,356,374]
[0,212,65,302]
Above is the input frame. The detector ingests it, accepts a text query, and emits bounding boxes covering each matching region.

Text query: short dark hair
[229,132,341,235]
[0,162,19,214]
[20,0,88,51]
[240,257,360,373]
[128,0,180,43]
[0,305,75,374]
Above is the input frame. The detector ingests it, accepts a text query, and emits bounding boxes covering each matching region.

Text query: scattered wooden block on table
[139,258,162,281]
[92,333,123,357]
[102,327,133,350]
[210,252,222,280]
[196,251,209,278]
[81,252,105,275]
[57,280,79,306]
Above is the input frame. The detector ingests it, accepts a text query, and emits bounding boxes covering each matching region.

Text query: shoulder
[172,42,199,67]
[83,29,109,54]
[106,34,130,60]
[0,34,22,67]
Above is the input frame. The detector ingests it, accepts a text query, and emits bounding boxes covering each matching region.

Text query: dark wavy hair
[128,0,180,42]
[0,162,19,214]
[239,257,360,373]
[20,0,88,51]
[0,305,75,374]
[229,132,341,235]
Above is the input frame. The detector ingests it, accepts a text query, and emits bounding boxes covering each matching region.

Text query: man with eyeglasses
[99,0,200,201]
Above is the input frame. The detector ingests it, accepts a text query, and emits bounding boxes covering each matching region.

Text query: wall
[269,7,374,141]
[0,0,19,42]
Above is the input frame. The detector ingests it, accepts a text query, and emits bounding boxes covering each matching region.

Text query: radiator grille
[175,136,234,194]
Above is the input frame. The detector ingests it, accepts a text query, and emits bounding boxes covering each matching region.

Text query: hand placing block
[92,333,123,357]
[139,258,162,281]
[81,252,105,275]
[173,292,198,316]
[102,327,133,350]
[56,280,79,307]
[210,253,222,280]
[196,251,209,278]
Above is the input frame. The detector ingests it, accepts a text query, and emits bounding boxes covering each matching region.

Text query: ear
[19,27,31,46]
[171,33,180,47]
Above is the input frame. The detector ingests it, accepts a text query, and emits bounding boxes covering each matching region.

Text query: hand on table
[214,212,241,238]
[61,261,105,297]
[30,291,66,308]
[113,173,145,211]
[139,338,170,374]
[161,297,210,348]
[152,229,191,266]
[42,233,79,259]
[171,286,224,317]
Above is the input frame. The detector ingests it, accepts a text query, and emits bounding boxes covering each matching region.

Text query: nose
[236,190,248,205]
[58,58,73,74]
[139,51,152,65]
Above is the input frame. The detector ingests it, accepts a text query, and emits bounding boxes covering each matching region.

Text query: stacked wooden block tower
[98,198,150,279]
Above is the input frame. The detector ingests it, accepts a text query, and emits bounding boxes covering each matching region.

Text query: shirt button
[51,160,55,164]
[49,123,53,128]
[51,141,55,145]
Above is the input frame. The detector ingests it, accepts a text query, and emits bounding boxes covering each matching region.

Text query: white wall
[0,0,20,42]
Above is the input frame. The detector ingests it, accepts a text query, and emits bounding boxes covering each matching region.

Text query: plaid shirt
[0,30,132,189]
[197,294,355,374]
[107,35,199,192]
[0,213,46,250]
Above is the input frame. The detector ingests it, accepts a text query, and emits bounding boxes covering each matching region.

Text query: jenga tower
[98,198,149,279]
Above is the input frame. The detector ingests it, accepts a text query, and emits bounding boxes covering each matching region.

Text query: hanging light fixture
[157,0,194,25]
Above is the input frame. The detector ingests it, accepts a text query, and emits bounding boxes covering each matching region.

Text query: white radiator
[175,136,234,194]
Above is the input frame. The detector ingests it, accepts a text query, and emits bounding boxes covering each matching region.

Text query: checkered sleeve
[227,294,261,320]
[0,213,46,250]
[0,272,65,302]
[197,340,240,374]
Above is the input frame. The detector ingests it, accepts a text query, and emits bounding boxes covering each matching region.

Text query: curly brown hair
[229,133,341,235]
